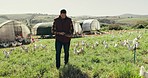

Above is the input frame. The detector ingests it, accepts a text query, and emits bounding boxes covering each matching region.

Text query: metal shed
[32,22,53,36]
[0,20,31,42]
[73,21,82,35]
[82,19,100,32]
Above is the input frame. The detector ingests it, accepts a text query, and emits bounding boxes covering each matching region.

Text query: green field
[116,18,148,25]
[0,29,148,78]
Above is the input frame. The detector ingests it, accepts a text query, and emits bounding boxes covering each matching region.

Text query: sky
[0,0,148,16]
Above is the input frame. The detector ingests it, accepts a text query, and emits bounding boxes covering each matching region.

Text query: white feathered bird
[140,66,148,78]
[95,41,99,46]
[3,50,11,58]
[12,42,17,47]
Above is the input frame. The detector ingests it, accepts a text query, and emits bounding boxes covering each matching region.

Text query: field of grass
[116,18,148,25]
[0,29,148,78]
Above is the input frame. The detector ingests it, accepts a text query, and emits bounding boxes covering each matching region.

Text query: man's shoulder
[66,17,72,20]
[54,17,60,21]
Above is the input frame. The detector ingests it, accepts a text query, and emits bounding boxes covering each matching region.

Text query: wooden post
[133,44,136,64]
[134,49,136,64]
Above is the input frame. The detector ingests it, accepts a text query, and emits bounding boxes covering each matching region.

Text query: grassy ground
[116,18,148,25]
[0,29,148,78]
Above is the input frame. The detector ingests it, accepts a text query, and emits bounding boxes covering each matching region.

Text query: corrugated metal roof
[83,19,95,24]
[32,22,53,29]
[82,19,100,31]
[0,20,13,28]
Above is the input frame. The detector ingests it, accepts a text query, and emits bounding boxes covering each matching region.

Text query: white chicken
[74,47,84,55]
[81,41,85,46]
[12,42,17,47]
[3,50,11,58]
[21,45,29,52]
[95,41,99,46]
[2,43,10,48]
[114,43,118,47]
[140,66,148,78]
[40,44,47,49]
[17,42,22,46]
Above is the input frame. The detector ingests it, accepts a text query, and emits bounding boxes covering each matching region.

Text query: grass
[116,18,148,25]
[0,29,148,78]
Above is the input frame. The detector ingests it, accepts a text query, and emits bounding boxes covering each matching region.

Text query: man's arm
[52,20,57,35]
[70,19,74,34]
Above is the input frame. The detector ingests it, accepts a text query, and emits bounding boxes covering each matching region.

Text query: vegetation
[0,13,148,77]
[0,29,148,78]
[108,24,123,30]
[132,21,148,29]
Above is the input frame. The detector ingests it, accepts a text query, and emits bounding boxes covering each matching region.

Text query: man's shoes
[64,62,69,66]
[56,67,60,70]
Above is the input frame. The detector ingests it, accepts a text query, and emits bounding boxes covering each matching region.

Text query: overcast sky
[0,0,148,16]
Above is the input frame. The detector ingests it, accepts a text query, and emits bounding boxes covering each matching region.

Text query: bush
[109,24,123,30]
[98,19,115,24]
[133,21,148,29]
[145,25,148,29]
[100,27,109,31]
[100,24,108,28]
[133,24,145,29]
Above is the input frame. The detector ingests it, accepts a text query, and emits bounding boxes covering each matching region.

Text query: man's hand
[65,34,73,38]
[57,32,65,35]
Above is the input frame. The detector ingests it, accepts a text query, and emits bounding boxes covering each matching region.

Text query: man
[52,9,74,69]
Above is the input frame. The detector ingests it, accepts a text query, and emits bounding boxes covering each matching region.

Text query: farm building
[73,21,83,35]
[32,22,53,37]
[32,22,83,38]
[0,20,31,42]
[82,19,100,33]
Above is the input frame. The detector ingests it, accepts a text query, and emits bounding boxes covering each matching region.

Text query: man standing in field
[52,9,74,69]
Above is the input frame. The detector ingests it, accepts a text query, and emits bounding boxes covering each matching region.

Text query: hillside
[119,14,148,18]
[0,13,148,27]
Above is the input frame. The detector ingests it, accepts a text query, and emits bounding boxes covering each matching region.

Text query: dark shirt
[52,16,74,43]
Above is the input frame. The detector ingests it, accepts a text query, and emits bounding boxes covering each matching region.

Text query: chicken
[131,41,139,50]
[3,50,11,58]
[81,47,84,53]
[85,43,89,48]
[92,44,96,49]
[17,42,22,46]
[133,38,138,45]
[12,42,17,47]
[74,47,84,55]
[95,41,99,46]
[123,40,128,46]
[104,44,108,48]
[103,41,108,48]
[137,34,142,39]
[75,42,79,48]
[21,45,29,52]
[140,66,148,78]
[103,41,107,45]
[10,48,15,51]
[114,43,118,47]
[126,43,132,50]
[40,44,47,49]
[73,47,77,54]
[33,44,39,51]
[135,42,139,49]
[2,43,10,48]
[81,41,85,46]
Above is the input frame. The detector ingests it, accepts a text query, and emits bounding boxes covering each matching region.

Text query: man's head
[60,9,67,19]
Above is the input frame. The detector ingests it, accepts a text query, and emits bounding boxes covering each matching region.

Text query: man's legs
[63,41,70,65]
[55,40,62,69]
